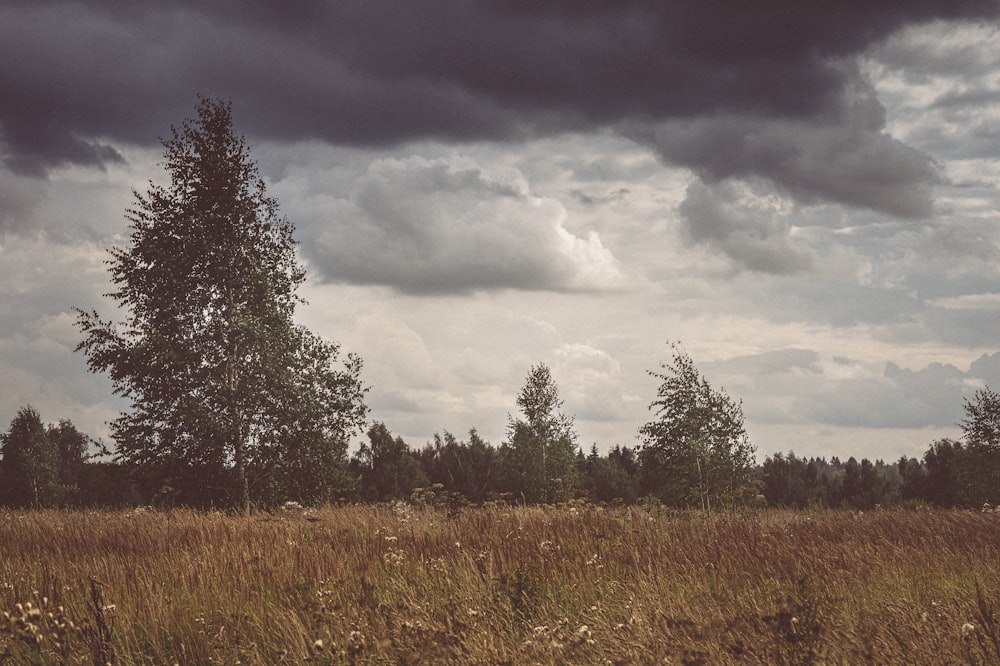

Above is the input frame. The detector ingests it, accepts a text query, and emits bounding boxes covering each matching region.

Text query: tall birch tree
[76,97,368,511]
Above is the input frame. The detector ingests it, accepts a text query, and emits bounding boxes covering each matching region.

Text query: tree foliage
[414,429,499,503]
[351,423,427,502]
[48,419,92,492]
[639,342,755,510]
[0,406,61,508]
[500,364,579,504]
[959,387,1000,506]
[579,444,640,504]
[75,97,368,511]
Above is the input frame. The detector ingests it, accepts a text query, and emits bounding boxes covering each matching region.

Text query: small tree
[638,342,755,510]
[0,406,61,508]
[351,423,427,502]
[48,419,92,499]
[959,387,1000,506]
[75,97,368,512]
[499,364,579,504]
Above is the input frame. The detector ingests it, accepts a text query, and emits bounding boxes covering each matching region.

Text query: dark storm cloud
[630,88,942,219]
[2,0,997,184]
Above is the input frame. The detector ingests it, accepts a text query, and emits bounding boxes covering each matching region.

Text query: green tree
[415,429,498,503]
[762,451,812,508]
[897,456,927,504]
[840,457,893,509]
[47,419,92,500]
[0,406,61,508]
[959,387,1000,506]
[638,342,755,510]
[351,423,427,502]
[499,364,579,504]
[579,444,639,504]
[922,438,962,508]
[75,98,368,512]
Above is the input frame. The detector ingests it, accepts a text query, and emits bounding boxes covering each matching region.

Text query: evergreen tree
[75,98,368,511]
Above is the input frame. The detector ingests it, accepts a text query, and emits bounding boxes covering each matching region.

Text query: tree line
[5,384,1000,511]
[3,97,998,512]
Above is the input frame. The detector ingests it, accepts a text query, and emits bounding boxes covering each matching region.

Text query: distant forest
[0,403,996,512]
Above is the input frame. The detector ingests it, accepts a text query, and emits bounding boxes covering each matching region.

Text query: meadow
[1,504,999,665]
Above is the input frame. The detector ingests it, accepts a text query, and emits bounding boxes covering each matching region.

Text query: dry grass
[1,504,999,664]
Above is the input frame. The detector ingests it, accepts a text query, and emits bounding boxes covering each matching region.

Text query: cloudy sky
[3,1,1000,463]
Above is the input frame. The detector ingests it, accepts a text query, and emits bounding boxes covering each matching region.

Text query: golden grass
[2,505,999,664]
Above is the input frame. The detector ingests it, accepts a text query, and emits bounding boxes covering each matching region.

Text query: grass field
[2,504,999,664]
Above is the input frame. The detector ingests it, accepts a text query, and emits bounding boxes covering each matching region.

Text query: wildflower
[962,622,976,637]
[312,639,324,650]
[575,624,593,644]
[348,630,366,654]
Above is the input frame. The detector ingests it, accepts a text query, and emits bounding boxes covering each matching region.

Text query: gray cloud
[709,348,823,379]
[791,354,1000,431]
[710,348,998,432]
[628,79,941,220]
[0,165,46,233]
[677,180,815,274]
[2,2,995,210]
[294,154,621,294]
[970,352,1000,387]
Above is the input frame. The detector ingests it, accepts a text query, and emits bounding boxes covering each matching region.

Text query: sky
[3,1,1000,463]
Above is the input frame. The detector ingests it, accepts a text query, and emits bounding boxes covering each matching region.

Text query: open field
[2,505,1000,664]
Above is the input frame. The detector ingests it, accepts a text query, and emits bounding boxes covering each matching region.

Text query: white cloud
[290,153,622,294]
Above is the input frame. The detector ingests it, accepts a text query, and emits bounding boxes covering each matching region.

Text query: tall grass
[1,505,999,664]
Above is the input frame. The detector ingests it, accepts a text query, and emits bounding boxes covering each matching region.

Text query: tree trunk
[226,285,250,516]
[234,434,250,516]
